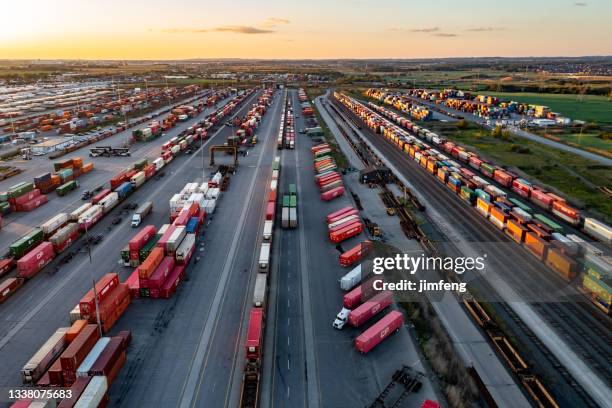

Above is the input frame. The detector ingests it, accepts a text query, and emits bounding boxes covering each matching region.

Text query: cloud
[157,25,274,34]
[263,17,290,27]
[411,27,440,33]
[465,27,498,32]
[213,26,274,34]
[433,33,458,37]
[574,2,587,6]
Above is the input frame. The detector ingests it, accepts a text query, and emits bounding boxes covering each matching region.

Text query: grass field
[423,121,612,221]
[481,92,612,123]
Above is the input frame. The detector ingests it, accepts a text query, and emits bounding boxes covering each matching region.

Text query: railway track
[327,97,612,406]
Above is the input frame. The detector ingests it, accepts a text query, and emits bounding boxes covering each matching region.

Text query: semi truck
[131,201,153,227]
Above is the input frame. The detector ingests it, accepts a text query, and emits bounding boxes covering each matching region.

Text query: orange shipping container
[476,198,491,217]
[65,319,88,343]
[545,247,577,281]
[525,232,547,260]
[139,247,164,279]
[81,162,94,173]
[506,219,527,243]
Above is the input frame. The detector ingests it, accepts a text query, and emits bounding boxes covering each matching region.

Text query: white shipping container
[169,194,183,212]
[270,180,278,191]
[158,224,171,236]
[171,145,180,155]
[166,226,187,253]
[263,220,273,241]
[98,192,119,213]
[130,171,145,187]
[41,213,68,235]
[289,207,298,229]
[176,233,196,262]
[77,337,111,378]
[259,243,271,271]
[29,401,57,408]
[253,273,267,307]
[187,193,205,208]
[78,205,103,224]
[198,183,209,196]
[281,207,289,229]
[74,375,108,408]
[340,264,362,291]
[153,157,165,170]
[272,170,279,180]
[206,188,220,200]
[211,172,222,185]
[583,217,612,244]
[21,328,68,384]
[70,203,93,221]
[70,304,82,323]
[203,199,216,214]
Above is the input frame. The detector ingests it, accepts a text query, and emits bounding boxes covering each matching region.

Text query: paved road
[0,90,263,406]
[326,94,611,407]
[397,93,612,166]
[0,92,234,255]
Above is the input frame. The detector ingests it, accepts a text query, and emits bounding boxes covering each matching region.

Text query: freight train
[334,92,612,314]
[363,89,612,244]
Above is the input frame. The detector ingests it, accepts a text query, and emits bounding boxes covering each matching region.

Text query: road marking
[0,103,241,352]
[177,91,272,408]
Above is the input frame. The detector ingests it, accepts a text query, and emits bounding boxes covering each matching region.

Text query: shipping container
[21,327,68,384]
[259,243,271,271]
[348,291,393,327]
[253,273,267,308]
[17,242,54,278]
[59,324,100,386]
[340,264,363,291]
[245,308,264,361]
[355,310,403,354]
[339,241,372,267]
[73,375,107,408]
[76,337,111,378]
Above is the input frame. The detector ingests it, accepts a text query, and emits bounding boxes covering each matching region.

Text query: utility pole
[84,223,103,337]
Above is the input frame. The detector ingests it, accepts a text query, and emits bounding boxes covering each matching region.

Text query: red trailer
[17,242,55,279]
[265,202,276,221]
[246,308,264,361]
[339,241,372,267]
[327,209,359,226]
[326,206,355,223]
[0,277,24,303]
[0,257,15,277]
[329,221,363,243]
[348,291,393,327]
[354,310,403,354]
[321,186,345,202]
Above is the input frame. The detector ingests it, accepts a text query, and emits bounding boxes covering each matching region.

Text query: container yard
[0,6,610,408]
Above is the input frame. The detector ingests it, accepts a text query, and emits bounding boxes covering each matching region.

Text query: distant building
[31,138,72,155]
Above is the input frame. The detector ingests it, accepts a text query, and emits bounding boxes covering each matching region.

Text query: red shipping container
[57,376,92,408]
[160,265,185,298]
[339,241,372,267]
[91,189,111,204]
[327,209,359,226]
[79,273,119,320]
[17,242,55,278]
[126,269,140,298]
[493,170,513,187]
[48,358,63,386]
[355,310,403,354]
[0,277,24,303]
[14,189,41,206]
[128,225,156,251]
[0,257,15,277]
[348,291,393,327]
[148,257,175,291]
[329,221,363,243]
[60,324,100,386]
[245,308,263,361]
[268,190,277,203]
[18,195,48,212]
[326,206,355,223]
[317,173,341,186]
[197,208,206,227]
[52,229,80,254]
[144,164,156,180]
[174,207,191,226]
[157,225,177,249]
[88,336,124,380]
[321,186,345,201]
[265,202,275,221]
[97,284,130,332]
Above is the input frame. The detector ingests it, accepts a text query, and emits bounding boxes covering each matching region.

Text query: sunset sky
[1,0,610,59]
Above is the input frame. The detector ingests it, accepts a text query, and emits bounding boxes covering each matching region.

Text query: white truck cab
[333,307,351,330]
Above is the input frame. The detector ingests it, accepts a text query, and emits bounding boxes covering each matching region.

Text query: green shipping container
[460,186,475,202]
[121,245,130,263]
[0,201,10,215]
[139,234,161,262]
[0,191,8,202]
[289,195,297,208]
[57,180,78,196]
[481,163,495,174]
[282,195,290,207]
[10,228,44,258]
[134,159,148,171]
[288,184,297,196]
[8,182,34,199]
[272,162,280,171]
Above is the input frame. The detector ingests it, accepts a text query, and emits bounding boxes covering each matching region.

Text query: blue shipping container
[186,217,199,234]
[115,182,133,199]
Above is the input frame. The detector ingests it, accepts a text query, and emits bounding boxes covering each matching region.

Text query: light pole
[84,223,103,337]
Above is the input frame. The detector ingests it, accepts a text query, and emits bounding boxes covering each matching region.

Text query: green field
[482,92,612,123]
[423,121,612,221]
